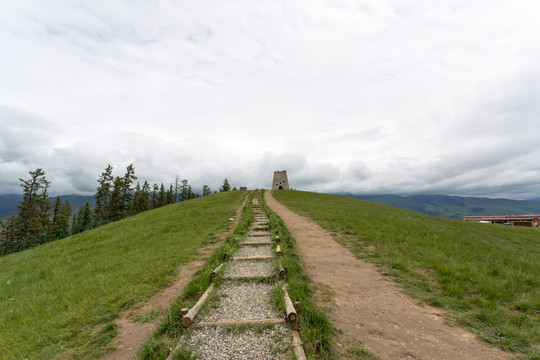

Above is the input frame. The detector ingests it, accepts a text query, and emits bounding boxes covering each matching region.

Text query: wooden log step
[232,256,273,261]
[283,285,297,324]
[211,263,224,278]
[223,274,272,280]
[291,330,307,360]
[182,283,215,328]
[242,241,273,246]
[279,264,287,279]
[194,318,285,328]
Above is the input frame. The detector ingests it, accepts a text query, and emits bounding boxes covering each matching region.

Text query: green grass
[0,191,246,360]
[145,190,333,359]
[132,309,163,324]
[139,191,256,359]
[259,191,335,359]
[346,340,380,359]
[272,190,540,359]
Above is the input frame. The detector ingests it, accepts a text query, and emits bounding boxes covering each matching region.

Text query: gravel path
[179,198,294,359]
[199,282,280,322]
[244,235,272,243]
[225,260,274,277]
[186,324,290,360]
[235,245,273,257]
[252,223,269,228]
[248,230,271,237]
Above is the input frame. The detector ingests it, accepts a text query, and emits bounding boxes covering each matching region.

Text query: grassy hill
[274,191,540,359]
[3,189,539,359]
[0,191,246,360]
[340,193,540,219]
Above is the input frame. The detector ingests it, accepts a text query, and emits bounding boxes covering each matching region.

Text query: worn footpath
[265,190,509,360]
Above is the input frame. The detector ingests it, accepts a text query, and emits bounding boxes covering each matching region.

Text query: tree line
[0,165,236,255]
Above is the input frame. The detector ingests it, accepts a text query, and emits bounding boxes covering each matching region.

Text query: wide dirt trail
[265,190,509,360]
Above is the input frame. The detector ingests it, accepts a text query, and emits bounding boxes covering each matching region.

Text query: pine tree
[107,177,125,219]
[0,216,18,242]
[180,179,188,201]
[57,201,72,235]
[157,183,166,207]
[71,213,79,234]
[202,185,211,196]
[51,196,62,229]
[150,183,159,208]
[220,178,231,192]
[133,182,150,213]
[167,184,175,204]
[17,168,52,236]
[187,185,195,199]
[95,164,113,222]
[141,181,151,210]
[121,164,137,214]
[78,202,92,231]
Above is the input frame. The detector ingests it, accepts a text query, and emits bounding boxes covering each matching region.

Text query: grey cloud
[1,1,540,200]
[344,162,372,181]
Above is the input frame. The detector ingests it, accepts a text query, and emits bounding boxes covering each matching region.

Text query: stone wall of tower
[272,171,290,190]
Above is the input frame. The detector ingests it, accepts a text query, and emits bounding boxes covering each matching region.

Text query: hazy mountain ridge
[336,193,540,219]
[0,194,95,220]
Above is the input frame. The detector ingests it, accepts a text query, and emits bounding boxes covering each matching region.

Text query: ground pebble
[244,235,272,244]
[186,324,290,360]
[236,245,273,257]
[225,260,274,277]
[249,230,271,237]
[199,282,280,322]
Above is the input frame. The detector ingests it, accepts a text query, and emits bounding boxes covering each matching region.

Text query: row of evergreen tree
[0,165,235,255]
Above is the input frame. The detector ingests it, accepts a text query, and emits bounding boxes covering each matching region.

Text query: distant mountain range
[336,194,540,219]
[0,194,95,220]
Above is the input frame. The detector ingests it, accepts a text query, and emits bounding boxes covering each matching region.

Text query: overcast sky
[1,1,539,199]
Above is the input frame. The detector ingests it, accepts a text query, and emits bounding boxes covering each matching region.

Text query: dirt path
[100,194,249,360]
[265,190,509,360]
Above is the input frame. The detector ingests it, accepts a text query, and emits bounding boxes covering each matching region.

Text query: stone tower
[272,170,290,190]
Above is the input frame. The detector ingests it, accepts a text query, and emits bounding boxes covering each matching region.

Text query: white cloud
[1,0,539,199]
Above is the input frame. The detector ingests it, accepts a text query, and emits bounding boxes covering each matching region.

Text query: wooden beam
[211,263,223,278]
[291,330,307,360]
[223,274,271,280]
[283,285,297,324]
[232,256,273,261]
[243,241,273,246]
[181,283,215,328]
[195,318,285,328]
[279,263,287,279]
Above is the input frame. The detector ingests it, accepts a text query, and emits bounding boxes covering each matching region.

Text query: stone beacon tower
[272,170,290,190]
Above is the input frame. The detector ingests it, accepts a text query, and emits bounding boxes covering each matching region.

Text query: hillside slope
[274,190,540,359]
[0,191,245,360]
